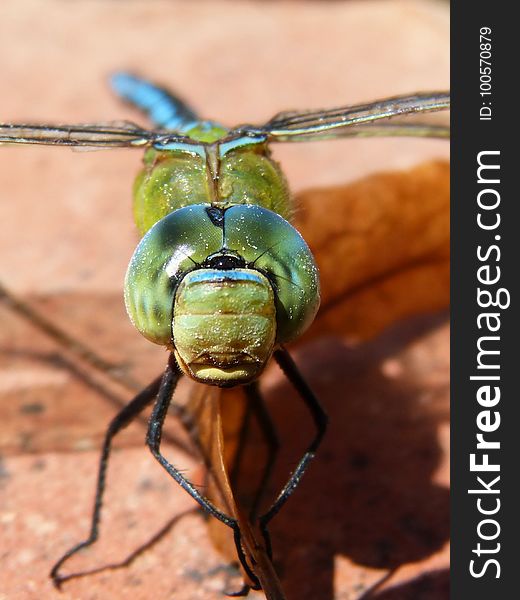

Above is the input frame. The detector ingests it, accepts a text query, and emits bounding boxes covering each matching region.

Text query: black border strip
[452,3,517,596]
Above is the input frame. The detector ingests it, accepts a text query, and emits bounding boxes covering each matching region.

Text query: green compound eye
[223,204,320,344]
[124,204,223,347]
[124,203,320,384]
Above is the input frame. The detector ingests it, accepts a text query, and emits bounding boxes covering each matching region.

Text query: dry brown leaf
[295,160,449,343]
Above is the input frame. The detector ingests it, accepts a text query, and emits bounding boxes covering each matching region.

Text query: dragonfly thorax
[132,143,292,235]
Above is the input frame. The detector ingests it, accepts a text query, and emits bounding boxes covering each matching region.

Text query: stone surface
[0,1,449,599]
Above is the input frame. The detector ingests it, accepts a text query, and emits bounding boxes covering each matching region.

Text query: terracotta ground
[0,1,449,599]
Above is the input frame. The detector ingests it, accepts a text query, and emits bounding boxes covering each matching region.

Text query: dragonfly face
[172,267,277,385]
[124,202,320,386]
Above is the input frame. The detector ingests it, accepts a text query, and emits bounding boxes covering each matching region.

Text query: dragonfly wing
[251,91,450,142]
[0,122,188,149]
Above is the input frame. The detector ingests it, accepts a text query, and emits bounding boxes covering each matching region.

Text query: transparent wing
[0,122,190,149]
[251,91,450,142]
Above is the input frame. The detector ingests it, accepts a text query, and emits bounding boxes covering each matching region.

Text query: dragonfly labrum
[0,73,450,594]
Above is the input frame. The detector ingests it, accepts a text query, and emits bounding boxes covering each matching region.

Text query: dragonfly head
[124,203,320,387]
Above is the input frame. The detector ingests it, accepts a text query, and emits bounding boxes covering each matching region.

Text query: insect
[0,73,450,594]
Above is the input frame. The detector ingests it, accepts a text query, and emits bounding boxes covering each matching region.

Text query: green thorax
[132,135,291,234]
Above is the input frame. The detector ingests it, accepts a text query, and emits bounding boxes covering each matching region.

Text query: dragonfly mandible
[0,73,450,594]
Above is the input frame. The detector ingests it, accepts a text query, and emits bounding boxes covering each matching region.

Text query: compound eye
[124,204,223,346]
[223,204,320,343]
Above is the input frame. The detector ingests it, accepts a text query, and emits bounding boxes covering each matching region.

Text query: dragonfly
[0,73,450,596]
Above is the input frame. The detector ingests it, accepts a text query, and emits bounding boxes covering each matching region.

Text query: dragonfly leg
[258,347,328,559]
[146,354,236,526]
[50,372,165,587]
[146,354,261,588]
[232,526,261,592]
[110,72,199,131]
[226,582,253,597]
